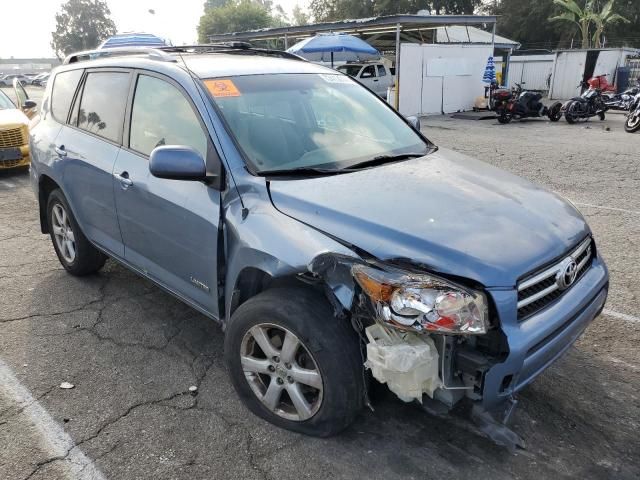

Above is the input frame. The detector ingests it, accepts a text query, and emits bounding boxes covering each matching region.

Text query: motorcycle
[494,82,563,124]
[561,81,608,124]
[603,78,640,111]
[624,92,640,133]
[586,73,616,94]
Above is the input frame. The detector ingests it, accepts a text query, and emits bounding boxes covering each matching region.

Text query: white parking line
[573,202,640,215]
[0,358,106,480]
[602,309,640,324]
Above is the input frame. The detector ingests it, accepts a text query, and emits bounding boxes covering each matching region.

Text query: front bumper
[0,145,30,169]
[481,254,608,409]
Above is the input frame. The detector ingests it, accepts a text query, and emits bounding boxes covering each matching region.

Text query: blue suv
[29,45,608,445]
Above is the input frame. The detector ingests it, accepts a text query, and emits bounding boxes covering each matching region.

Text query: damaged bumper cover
[307,252,608,449]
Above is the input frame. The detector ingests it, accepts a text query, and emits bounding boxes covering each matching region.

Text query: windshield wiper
[341,152,426,171]
[257,166,343,177]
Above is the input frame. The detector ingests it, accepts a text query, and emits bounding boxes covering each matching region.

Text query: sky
[0,0,310,59]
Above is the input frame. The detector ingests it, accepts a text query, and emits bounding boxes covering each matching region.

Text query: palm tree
[591,0,629,48]
[550,0,595,49]
[550,0,629,49]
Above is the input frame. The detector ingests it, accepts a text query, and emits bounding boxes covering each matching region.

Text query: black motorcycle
[603,78,640,111]
[562,81,607,124]
[624,92,640,133]
[495,83,562,124]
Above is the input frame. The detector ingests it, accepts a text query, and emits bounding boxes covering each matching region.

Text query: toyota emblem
[556,258,578,290]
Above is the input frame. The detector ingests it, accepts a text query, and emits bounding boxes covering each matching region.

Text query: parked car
[0,79,37,170]
[337,62,395,97]
[30,46,608,448]
[0,74,30,87]
[31,72,51,87]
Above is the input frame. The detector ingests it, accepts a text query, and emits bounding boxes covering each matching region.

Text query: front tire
[224,287,364,437]
[548,102,562,122]
[625,113,640,133]
[47,189,106,276]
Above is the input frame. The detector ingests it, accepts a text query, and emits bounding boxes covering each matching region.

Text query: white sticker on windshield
[319,74,354,84]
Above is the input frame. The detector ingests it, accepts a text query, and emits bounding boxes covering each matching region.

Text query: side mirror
[149,146,207,181]
[23,100,37,110]
[406,115,421,131]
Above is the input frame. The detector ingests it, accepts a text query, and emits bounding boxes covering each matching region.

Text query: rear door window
[51,69,82,123]
[77,71,130,143]
[377,65,386,77]
[129,74,207,159]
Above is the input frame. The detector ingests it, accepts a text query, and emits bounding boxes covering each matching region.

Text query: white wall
[399,43,493,116]
[506,55,555,91]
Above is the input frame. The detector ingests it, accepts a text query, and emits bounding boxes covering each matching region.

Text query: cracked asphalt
[1,107,639,480]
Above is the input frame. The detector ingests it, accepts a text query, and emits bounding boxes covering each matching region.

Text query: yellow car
[0,79,37,170]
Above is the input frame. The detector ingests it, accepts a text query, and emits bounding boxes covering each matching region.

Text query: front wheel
[47,189,106,275]
[625,112,640,133]
[497,110,512,124]
[548,102,563,122]
[224,287,364,437]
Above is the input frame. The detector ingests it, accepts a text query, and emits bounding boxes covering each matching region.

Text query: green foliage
[51,0,117,59]
[488,0,637,49]
[198,0,273,42]
[292,4,311,25]
[309,0,480,21]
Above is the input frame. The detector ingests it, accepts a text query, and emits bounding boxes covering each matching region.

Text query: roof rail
[63,46,177,65]
[159,43,306,61]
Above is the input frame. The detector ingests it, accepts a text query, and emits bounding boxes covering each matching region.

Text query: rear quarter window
[51,70,83,123]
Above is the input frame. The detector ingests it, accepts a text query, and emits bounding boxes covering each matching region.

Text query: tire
[497,110,512,124]
[47,189,106,276]
[598,111,606,121]
[548,102,562,122]
[564,101,578,124]
[224,287,364,437]
[625,113,640,133]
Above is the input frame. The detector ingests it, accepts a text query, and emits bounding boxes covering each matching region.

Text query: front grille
[0,127,27,148]
[517,237,593,320]
[0,158,26,169]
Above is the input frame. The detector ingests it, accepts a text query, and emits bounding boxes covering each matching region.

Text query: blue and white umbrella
[100,32,170,49]
[483,56,496,84]
[287,33,380,67]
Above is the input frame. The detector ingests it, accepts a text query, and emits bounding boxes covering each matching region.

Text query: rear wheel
[47,189,106,276]
[625,113,640,133]
[224,287,363,437]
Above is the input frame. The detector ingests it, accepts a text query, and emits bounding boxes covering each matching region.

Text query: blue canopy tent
[286,33,380,68]
[100,33,170,49]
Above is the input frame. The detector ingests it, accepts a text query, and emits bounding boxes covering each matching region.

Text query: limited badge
[205,79,241,98]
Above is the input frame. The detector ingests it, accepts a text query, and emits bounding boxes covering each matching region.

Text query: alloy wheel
[51,203,76,264]
[240,323,324,421]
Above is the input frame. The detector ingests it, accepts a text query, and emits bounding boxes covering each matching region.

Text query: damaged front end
[308,253,522,450]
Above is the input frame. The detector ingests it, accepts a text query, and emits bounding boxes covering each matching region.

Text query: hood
[268,148,589,287]
[0,108,29,127]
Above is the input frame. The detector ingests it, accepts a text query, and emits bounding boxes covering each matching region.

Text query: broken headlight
[352,264,488,335]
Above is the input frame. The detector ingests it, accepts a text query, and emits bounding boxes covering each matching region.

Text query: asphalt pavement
[0,108,638,480]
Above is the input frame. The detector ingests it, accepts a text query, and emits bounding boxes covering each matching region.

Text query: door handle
[115,171,133,189]
[54,145,67,157]
[373,79,379,82]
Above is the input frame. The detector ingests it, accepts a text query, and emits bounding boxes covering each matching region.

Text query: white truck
[337,62,395,97]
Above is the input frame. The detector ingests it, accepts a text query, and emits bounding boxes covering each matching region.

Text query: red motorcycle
[587,74,616,94]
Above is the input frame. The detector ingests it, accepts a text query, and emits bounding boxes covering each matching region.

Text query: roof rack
[63,46,177,65]
[159,43,305,61]
[62,42,305,66]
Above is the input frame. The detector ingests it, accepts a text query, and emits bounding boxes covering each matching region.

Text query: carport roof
[207,14,498,43]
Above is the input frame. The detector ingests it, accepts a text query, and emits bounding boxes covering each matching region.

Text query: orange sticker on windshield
[205,79,241,98]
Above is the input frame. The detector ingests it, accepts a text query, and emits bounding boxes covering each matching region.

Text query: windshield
[337,65,362,77]
[0,90,15,110]
[208,73,430,174]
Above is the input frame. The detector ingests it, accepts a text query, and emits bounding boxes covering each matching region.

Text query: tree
[292,3,310,25]
[51,0,117,59]
[309,0,479,22]
[591,0,629,47]
[197,0,281,42]
[550,0,597,48]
